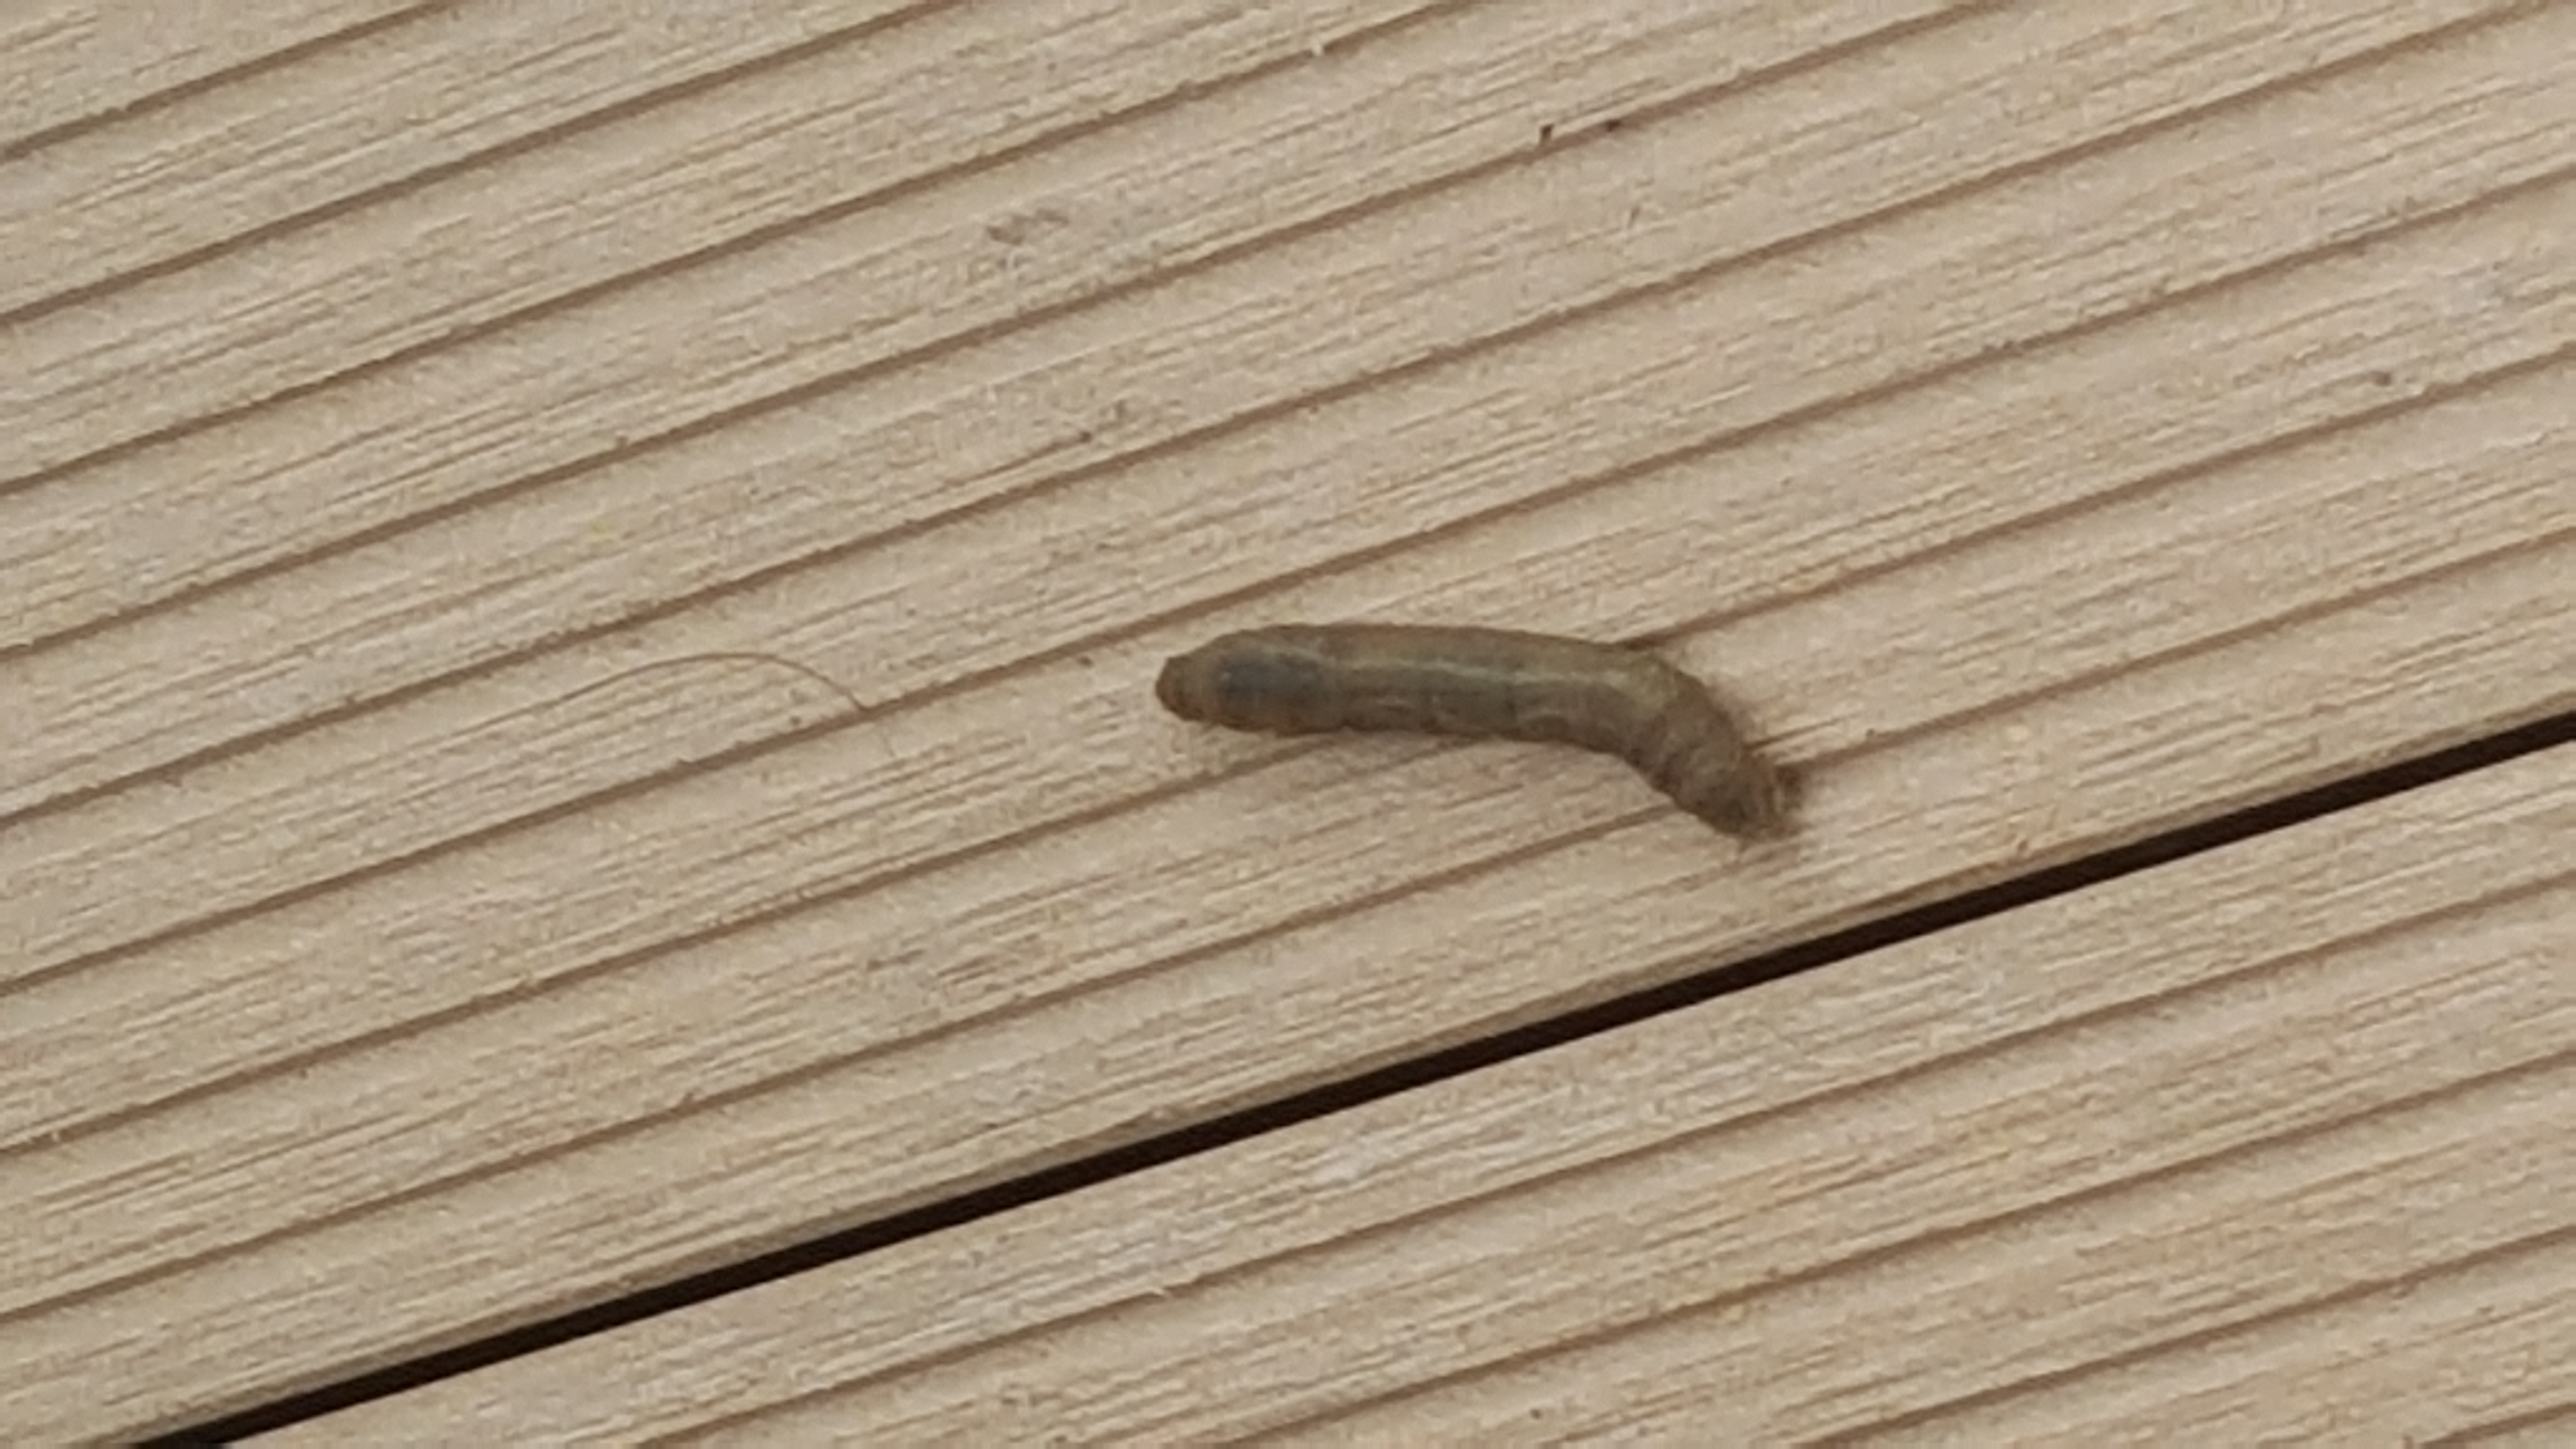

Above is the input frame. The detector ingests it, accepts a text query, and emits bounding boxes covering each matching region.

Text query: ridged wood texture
[288,744,2576,1443]
[3,0,2569,1439]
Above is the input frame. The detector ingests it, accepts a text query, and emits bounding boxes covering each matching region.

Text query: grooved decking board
[2,0,2569,1439]
[0,0,434,150]
[273,743,2576,1442]
[0,1,934,318]
[8,0,2545,791]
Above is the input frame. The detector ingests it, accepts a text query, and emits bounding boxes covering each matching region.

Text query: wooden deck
[4,1,2571,1441]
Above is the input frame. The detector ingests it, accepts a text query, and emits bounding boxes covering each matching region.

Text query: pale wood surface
[3,0,2570,1440]
[0,0,432,151]
[279,743,2576,1443]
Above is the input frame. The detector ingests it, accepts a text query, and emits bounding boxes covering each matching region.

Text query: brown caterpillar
[1156,624,1789,838]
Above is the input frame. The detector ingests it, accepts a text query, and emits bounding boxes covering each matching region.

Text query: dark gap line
[152,706,2576,1445]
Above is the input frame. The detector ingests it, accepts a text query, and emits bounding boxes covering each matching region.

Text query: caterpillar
[1155,624,1789,839]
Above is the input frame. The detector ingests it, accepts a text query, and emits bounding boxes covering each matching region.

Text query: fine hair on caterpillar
[1155,624,1790,839]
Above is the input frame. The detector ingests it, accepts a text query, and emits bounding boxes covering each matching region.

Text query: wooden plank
[7,294,2570,1443]
[0,0,1568,604]
[1,0,2568,1438]
[0,0,924,317]
[13,0,2565,968]
[0,0,1455,484]
[0,0,430,149]
[3,0,2525,784]
[12,144,2571,1143]
[271,742,2576,1442]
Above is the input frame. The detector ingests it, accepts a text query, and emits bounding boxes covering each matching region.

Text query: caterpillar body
[1155,624,1789,839]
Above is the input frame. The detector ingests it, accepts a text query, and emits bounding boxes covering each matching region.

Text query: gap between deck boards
[159,705,2576,1445]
